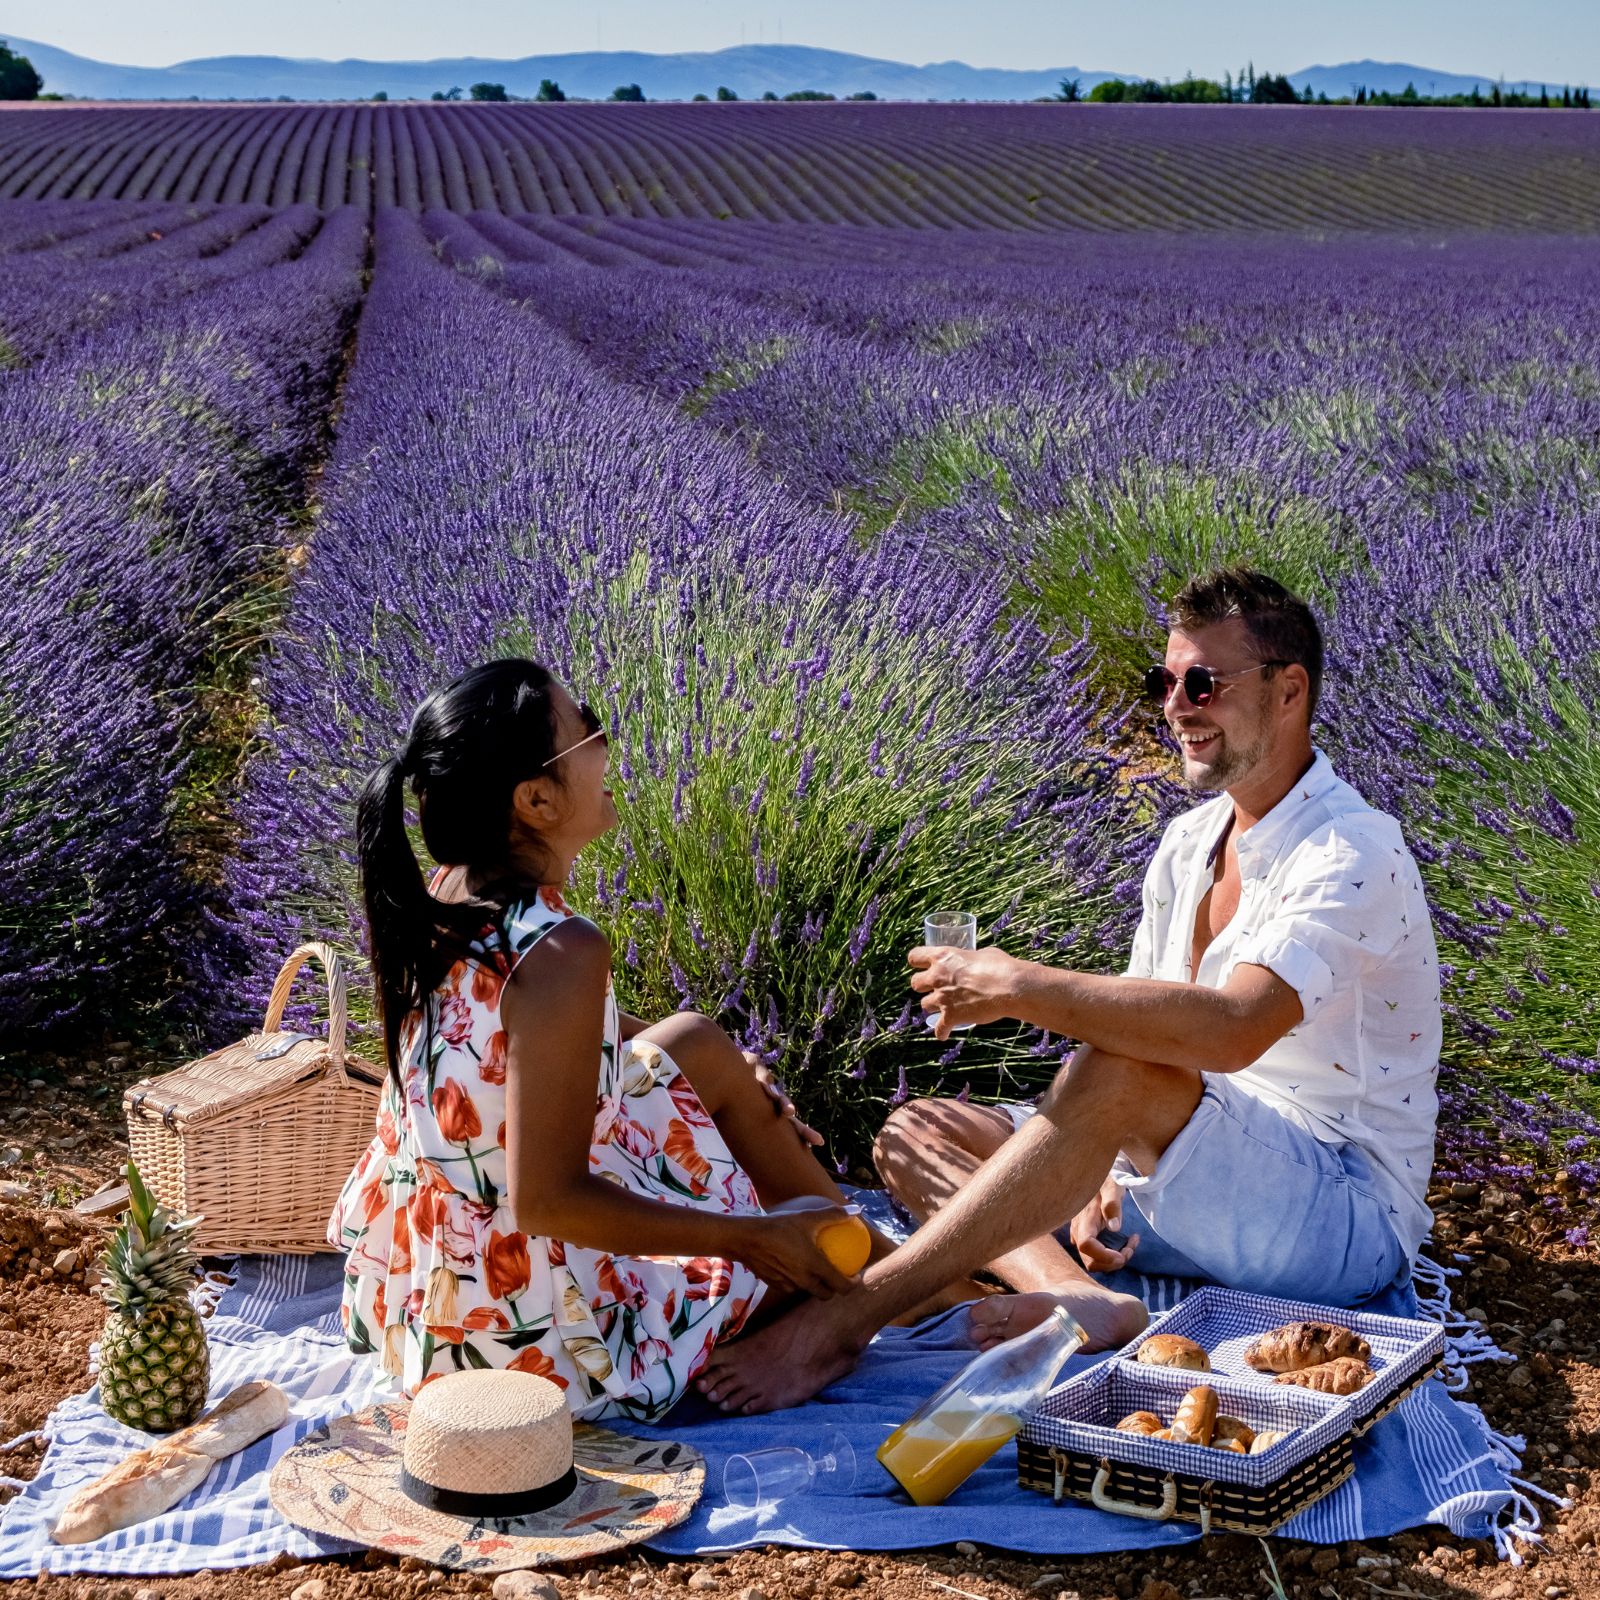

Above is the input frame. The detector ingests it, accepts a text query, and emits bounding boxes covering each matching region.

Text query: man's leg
[874,1099,1146,1347]
[696,1046,1205,1412]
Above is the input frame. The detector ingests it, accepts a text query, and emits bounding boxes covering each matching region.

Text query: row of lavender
[2,105,1597,230]
[414,213,1600,1178]
[0,202,366,1034]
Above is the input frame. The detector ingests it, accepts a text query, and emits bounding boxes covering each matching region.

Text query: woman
[330,659,862,1421]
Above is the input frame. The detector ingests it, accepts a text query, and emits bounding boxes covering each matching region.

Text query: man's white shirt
[1127,749,1441,1256]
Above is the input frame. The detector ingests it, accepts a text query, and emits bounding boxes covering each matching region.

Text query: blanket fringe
[1412,1248,1570,1563]
[191,1268,237,1318]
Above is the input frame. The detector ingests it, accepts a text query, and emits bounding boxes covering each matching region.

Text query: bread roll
[1249,1429,1289,1455]
[1213,1415,1256,1450]
[1213,1437,1248,1453]
[1114,1410,1165,1435]
[51,1381,289,1545]
[1169,1385,1218,1447]
[1134,1334,1210,1372]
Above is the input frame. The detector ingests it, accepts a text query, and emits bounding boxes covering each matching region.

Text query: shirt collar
[1232,748,1339,866]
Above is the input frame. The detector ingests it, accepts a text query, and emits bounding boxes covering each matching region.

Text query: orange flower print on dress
[537,885,575,916]
[479,1030,508,1086]
[496,1120,507,1148]
[377,1106,400,1155]
[463,1305,510,1332]
[663,1118,714,1193]
[433,1079,482,1143]
[471,957,509,1009]
[483,1228,532,1301]
[409,1184,450,1246]
[667,1075,717,1132]
[388,1201,414,1275]
[508,1345,567,1387]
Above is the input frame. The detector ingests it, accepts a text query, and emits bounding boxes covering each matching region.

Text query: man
[697,568,1440,1413]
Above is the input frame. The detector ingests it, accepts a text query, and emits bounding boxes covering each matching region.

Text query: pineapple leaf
[125,1160,155,1233]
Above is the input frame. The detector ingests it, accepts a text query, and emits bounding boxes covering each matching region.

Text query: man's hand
[1069,1174,1139,1273]
[742,1052,824,1146]
[907,945,1026,1041]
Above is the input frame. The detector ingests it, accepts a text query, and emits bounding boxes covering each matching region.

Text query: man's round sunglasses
[1142,661,1289,707]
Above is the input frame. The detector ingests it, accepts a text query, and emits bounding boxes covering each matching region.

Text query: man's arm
[910,953,1302,1071]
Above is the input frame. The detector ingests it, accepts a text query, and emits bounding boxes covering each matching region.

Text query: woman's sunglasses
[1142,661,1288,708]
[540,702,608,768]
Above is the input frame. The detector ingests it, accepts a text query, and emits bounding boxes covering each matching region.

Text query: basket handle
[262,943,349,1081]
[1091,1462,1178,1521]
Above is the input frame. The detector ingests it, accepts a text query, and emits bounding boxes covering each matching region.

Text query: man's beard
[1182,727,1269,792]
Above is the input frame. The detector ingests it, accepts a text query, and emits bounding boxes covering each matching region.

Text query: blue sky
[2,0,1594,82]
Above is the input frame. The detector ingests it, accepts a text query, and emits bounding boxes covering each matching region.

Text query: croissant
[1115,1411,1165,1435]
[1169,1385,1218,1446]
[1212,1415,1256,1450]
[1244,1321,1371,1373]
[1273,1357,1372,1396]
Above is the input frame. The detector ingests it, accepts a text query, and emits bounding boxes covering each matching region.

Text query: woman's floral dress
[329,886,766,1422]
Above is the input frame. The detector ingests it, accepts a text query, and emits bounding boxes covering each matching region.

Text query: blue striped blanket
[0,1233,1559,1575]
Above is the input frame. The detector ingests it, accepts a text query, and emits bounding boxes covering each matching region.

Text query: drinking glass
[722,1426,857,1510]
[923,910,978,1033]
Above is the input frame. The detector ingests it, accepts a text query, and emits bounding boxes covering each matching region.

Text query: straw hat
[269,1370,703,1570]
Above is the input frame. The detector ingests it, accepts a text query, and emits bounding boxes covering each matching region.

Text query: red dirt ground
[0,1046,1594,1600]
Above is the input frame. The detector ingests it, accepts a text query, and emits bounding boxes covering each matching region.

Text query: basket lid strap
[263,943,350,1080]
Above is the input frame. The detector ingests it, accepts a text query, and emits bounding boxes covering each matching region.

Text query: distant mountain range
[0,35,1562,104]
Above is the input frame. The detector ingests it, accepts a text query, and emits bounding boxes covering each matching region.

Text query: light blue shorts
[1002,1074,1410,1306]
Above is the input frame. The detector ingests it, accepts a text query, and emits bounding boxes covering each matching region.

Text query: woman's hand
[742,1051,825,1147]
[907,945,1024,1040]
[1069,1174,1140,1273]
[729,1210,860,1299]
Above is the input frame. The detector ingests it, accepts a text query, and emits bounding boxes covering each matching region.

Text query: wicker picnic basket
[123,944,384,1255]
[1016,1288,1445,1536]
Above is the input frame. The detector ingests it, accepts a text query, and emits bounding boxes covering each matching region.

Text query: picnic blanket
[0,1201,1561,1576]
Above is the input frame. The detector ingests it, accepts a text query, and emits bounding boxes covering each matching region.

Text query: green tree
[469,82,508,101]
[535,78,566,102]
[846,89,878,100]
[430,85,462,102]
[716,84,739,101]
[0,41,43,100]
[760,89,779,101]
[782,88,836,101]
[1057,75,1082,101]
[692,92,710,101]
[371,89,388,101]
[1249,72,1299,104]
[610,83,645,101]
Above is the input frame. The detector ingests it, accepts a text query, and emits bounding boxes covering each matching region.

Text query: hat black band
[399,1464,578,1519]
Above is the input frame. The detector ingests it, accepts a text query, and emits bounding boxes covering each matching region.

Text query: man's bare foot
[888,1275,998,1327]
[696,1297,866,1413]
[967,1284,1149,1352]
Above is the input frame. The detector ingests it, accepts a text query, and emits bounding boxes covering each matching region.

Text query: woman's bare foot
[967,1284,1149,1352]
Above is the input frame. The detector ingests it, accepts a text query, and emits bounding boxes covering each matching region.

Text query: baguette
[51,1381,289,1545]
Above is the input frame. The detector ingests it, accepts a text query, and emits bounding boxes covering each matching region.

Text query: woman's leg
[635,1013,844,1208]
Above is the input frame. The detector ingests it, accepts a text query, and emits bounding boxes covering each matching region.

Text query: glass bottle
[877,1305,1086,1505]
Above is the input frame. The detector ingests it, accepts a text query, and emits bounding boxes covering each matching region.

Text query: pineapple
[96,1162,210,1432]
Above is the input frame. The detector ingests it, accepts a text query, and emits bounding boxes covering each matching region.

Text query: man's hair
[1167,568,1323,719]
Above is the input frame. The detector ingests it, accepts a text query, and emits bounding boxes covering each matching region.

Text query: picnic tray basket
[123,944,384,1256]
[1017,1287,1445,1536]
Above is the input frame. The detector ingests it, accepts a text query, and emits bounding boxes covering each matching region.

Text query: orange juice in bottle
[877,1305,1085,1506]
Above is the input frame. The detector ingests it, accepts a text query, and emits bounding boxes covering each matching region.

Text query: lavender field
[3,106,1599,1200]
[1,103,1598,229]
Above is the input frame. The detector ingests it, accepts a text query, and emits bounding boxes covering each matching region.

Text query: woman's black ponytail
[355,660,565,1092]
